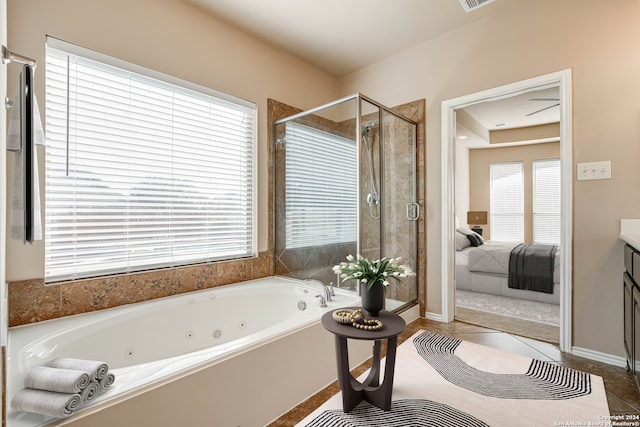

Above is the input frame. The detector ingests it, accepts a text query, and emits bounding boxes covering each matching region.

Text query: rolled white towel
[46,358,109,381]
[11,389,82,418]
[98,373,115,392]
[24,366,90,394]
[80,382,100,404]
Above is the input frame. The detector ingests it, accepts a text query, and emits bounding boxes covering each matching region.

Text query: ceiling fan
[526,98,560,117]
[458,0,496,13]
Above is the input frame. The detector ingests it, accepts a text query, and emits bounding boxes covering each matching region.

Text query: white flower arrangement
[333,254,415,290]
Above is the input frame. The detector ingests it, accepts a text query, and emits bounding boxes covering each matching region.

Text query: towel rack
[2,45,36,68]
[3,45,37,113]
[3,45,41,243]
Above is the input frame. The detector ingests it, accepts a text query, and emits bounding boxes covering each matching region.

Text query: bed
[454,230,560,305]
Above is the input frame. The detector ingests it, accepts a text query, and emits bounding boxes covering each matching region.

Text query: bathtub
[7,276,371,427]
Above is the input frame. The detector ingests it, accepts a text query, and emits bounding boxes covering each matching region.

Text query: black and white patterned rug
[297,330,610,427]
[413,331,591,400]
[305,399,489,427]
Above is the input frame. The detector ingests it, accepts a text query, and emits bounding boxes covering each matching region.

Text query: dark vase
[361,281,385,317]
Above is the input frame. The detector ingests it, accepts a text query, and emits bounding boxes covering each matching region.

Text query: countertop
[620,219,640,251]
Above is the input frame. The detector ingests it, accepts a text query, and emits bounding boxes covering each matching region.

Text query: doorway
[441,70,573,352]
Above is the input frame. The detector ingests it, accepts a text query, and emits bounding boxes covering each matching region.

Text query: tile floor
[269,318,640,426]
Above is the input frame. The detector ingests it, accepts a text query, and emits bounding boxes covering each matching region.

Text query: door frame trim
[440,69,573,352]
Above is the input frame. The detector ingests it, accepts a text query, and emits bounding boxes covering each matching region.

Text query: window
[45,38,257,282]
[284,122,357,249]
[533,158,561,245]
[490,161,524,241]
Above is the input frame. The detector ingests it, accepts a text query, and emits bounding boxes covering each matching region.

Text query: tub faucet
[305,279,332,302]
[315,295,327,307]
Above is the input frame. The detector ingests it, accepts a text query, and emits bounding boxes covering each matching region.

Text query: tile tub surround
[7,250,273,327]
[7,276,367,427]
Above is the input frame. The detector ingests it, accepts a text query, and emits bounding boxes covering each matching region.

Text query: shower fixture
[361,122,377,135]
[362,122,380,219]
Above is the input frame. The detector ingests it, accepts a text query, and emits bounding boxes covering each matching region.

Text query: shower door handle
[406,202,420,221]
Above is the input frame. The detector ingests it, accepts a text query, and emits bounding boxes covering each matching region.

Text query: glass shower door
[358,98,417,309]
[380,109,418,309]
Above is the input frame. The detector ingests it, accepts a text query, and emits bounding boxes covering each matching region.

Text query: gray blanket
[508,243,557,294]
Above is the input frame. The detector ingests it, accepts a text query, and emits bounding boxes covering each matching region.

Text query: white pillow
[455,231,471,251]
[456,227,485,242]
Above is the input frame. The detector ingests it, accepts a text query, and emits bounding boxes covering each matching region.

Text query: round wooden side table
[321,309,406,412]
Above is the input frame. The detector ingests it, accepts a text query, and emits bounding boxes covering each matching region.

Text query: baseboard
[426,311,626,368]
[425,311,447,322]
[571,346,627,368]
[399,305,420,324]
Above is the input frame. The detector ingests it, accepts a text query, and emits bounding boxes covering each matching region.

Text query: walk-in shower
[273,93,419,310]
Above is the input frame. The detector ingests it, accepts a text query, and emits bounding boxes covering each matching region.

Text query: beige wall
[6,0,340,281]
[338,0,640,356]
[468,142,560,242]
[490,122,560,145]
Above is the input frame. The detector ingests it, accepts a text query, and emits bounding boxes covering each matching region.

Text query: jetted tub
[7,276,368,427]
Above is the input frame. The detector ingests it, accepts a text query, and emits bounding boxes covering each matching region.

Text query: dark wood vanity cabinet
[634,285,640,389]
[624,271,634,366]
[623,244,640,391]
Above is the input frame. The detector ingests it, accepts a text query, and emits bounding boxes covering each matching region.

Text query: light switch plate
[577,161,611,181]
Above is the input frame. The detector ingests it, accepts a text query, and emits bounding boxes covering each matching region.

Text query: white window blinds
[45,39,257,282]
[284,122,357,249]
[490,161,524,242]
[533,158,561,245]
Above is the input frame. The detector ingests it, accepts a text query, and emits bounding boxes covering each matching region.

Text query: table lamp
[467,211,487,236]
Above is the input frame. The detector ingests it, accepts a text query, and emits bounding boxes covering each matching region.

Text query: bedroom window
[533,158,561,245]
[44,38,257,282]
[490,161,524,242]
[284,122,357,249]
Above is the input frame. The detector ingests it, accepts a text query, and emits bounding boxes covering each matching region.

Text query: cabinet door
[634,285,640,388]
[624,273,634,367]
[625,245,634,274]
[633,252,640,285]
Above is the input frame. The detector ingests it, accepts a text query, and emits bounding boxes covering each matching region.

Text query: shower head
[361,122,378,136]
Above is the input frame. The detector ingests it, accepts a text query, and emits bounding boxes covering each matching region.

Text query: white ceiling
[462,87,560,131]
[458,86,561,147]
[184,0,526,77]
[183,0,556,139]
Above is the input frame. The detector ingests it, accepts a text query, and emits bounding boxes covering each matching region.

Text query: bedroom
[453,87,562,343]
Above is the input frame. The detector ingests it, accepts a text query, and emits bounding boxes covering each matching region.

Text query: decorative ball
[333,309,354,324]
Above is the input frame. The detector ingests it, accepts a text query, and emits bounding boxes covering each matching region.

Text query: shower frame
[272,93,419,311]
